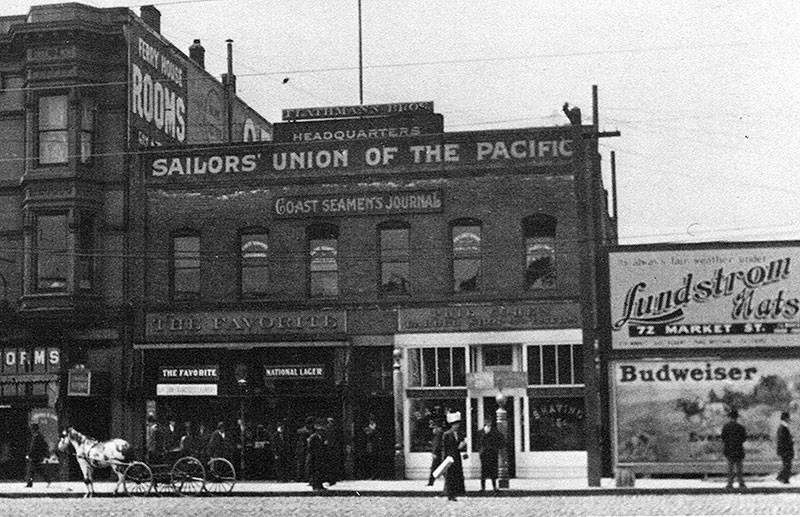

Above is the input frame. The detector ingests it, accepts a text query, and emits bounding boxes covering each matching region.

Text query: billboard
[612,358,800,471]
[272,113,443,143]
[609,244,800,349]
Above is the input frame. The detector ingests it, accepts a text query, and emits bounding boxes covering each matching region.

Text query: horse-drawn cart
[123,454,237,496]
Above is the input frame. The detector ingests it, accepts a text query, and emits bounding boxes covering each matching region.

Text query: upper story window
[172,233,200,300]
[34,213,68,291]
[38,95,68,164]
[523,214,557,289]
[451,219,481,293]
[77,213,95,290]
[379,223,409,295]
[527,344,583,386]
[407,347,466,387]
[240,230,269,298]
[80,97,94,163]
[308,224,338,298]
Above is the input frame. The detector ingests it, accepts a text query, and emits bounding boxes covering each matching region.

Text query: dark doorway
[482,396,515,477]
[0,408,28,480]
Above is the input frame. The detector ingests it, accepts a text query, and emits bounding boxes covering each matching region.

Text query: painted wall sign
[609,245,800,349]
[1,347,60,376]
[273,189,443,218]
[272,113,443,143]
[129,24,188,147]
[612,358,800,470]
[145,310,346,339]
[282,101,434,121]
[145,128,576,183]
[263,364,326,380]
[397,302,581,332]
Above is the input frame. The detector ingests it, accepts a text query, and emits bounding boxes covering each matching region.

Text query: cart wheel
[123,461,153,496]
[205,457,236,493]
[171,456,205,496]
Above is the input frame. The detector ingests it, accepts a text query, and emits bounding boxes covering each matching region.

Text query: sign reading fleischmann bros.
[398,302,581,332]
[282,101,434,121]
[274,189,442,218]
[146,311,345,338]
[146,128,576,183]
[609,245,800,349]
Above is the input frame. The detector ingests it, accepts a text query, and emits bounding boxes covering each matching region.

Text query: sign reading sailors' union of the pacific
[397,302,581,333]
[274,189,442,218]
[145,128,576,183]
[146,311,346,338]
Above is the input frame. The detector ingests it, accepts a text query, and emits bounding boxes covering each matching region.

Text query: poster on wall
[612,358,800,469]
[609,244,800,349]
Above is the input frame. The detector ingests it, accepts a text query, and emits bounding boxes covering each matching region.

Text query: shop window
[77,213,95,290]
[308,224,338,298]
[172,233,200,300]
[379,223,409,295]
[34,213,68,291]
[523,214,556,289]
[528,397,585,451]
[451,220,481,293]
[527,344,582,386]
[80,97,94,163]
[38,95,68,164]
[408,398,465,452]
[484,345,513,368]
[407,347,466,387]
[240,230,269,298]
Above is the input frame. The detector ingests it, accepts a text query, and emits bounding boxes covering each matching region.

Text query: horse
[57,427,133,497]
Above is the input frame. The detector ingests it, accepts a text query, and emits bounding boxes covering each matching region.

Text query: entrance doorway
[0,408,28,480]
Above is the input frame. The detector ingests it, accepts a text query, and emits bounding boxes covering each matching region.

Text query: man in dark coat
[271,421,291,482]
[25,423,50,488]
[720,408,747,490]
[479,421,503,491]
[306,421,326,491]
[441,412,466,501]
[295,418,314,482]
[776,411,794,484]
[206,421,232,461]
[427,419,443,486]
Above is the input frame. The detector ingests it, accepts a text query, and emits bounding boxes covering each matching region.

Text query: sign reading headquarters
[146,127,577,183]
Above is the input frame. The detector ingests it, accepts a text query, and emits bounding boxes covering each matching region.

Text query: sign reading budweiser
[609,243,800,349]
[282,101,434,121]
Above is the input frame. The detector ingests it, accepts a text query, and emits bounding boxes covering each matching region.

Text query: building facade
[0,3,270,479]
[132,103,617,480]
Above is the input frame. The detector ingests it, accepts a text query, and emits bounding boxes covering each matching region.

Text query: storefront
[396,302,588,479]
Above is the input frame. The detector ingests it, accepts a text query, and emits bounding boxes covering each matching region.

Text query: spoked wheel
[123,461,153,496]
[205,457,236,493]
[170,456,205,496]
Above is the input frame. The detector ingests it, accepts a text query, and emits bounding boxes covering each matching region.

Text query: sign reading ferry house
[609,243,800,349]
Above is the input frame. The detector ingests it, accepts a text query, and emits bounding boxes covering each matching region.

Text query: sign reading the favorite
[146,310,346,338]
[274,189,442,218]
[609,244,800,349]
[146,129,576,183]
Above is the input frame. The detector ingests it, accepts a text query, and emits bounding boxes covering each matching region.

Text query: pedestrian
[206,421,232,461]
[166,418,180,452]
[306,420,326,491]
[441,411,466,501]
[427,419,443,486]
[324,416,341,486]
[145,414,165,464]
[720,408,747,490]
[25,423,51,488]
[253,423,270,479]
[363,414,381,479]
[479,420,502,491]
[295,417,314,481]
[271,421,291,482]
[179,421,201,458]
[776,411,794,484]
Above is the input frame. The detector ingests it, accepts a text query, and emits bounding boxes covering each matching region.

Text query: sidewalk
[3,475,800,497]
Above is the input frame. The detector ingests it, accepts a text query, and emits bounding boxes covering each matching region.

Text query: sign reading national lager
[264,364,326,380]
[274,189,442,218]
[282,101,434,121]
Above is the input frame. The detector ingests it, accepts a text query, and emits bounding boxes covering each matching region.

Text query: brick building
[132,102,617,480]
[0,3,269,479]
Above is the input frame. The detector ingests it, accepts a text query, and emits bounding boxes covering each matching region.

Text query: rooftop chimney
[189,39,205,69]
[140,5,161,33]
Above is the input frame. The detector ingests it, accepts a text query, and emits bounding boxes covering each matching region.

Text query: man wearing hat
[441,411,466,501]
[720,408,747,490]
[427,418,444,486]
[776,411,794,484]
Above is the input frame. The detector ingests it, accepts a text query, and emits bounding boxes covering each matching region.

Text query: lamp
[495,391,510,489]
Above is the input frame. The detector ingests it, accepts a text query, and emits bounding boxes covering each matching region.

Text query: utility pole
[358,0,363,104]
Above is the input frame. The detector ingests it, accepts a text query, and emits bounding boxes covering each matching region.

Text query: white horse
[57,427,133,497]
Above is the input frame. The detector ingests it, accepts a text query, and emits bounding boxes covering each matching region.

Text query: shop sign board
[282,101,434,121]
[29,408,59,456]
[67,368,91,396]
[273,189,442,218]
[398,302,581,333]
[146,310,346,339]
[263,364,326,380]
[273,113,443,143]
[611,358,800,470]
[156,365,218,396]
[1,347,60,376]
[609,244,800,349]
[145,128,576,183]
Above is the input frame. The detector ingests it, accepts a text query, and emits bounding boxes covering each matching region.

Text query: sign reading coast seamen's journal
[611,359,800,470]
[609,244,800,349]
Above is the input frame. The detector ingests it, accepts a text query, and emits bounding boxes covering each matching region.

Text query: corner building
[133,105,617,481]
[0,2,270,480]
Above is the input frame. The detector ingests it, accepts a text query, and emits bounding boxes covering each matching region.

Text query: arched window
[172,231,201,300]
[451,219,481,293]
[308,223,339,298]
[523,214,556,289]
[379,221,410,295]
[240,229,269,298]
